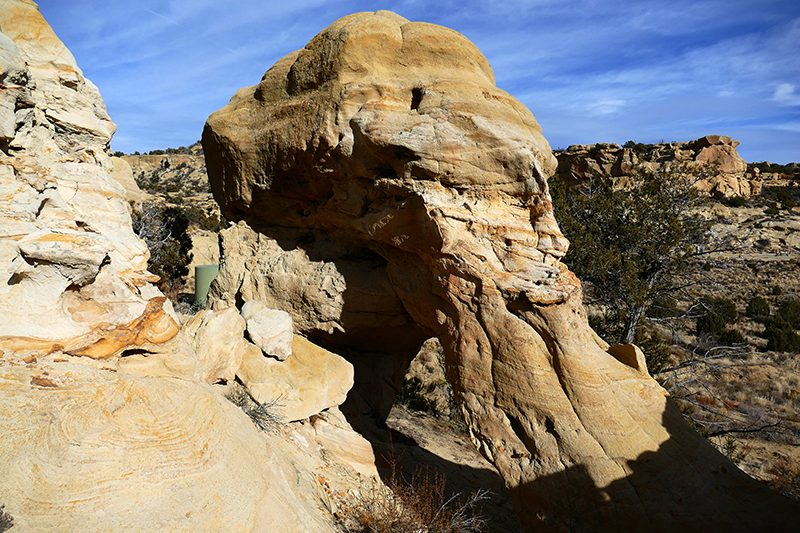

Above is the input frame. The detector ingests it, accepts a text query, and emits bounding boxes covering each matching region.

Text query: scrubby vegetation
[550,162,714,347]
[328,454,489,533]
[745,296,770,319]
[133,202,193,297]
[0,505,13,533]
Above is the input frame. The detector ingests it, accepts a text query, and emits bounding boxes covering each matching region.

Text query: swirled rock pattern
[0,3,361,531]
[204,11,799,531]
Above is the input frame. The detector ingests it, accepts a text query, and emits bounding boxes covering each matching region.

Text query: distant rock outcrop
[203,11,798,531]
[555,135,761,197]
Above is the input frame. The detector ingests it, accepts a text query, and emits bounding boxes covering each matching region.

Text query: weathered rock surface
[0,3,367,531]
[204,11,799,531]
[237,334,354,422]
[0,0,166,352]
[0,361,339,533]
[245,304,294,360]
[555,135,761,197]
[109,155,145,208]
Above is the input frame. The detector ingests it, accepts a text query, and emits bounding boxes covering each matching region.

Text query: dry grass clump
[766,456,800,501]
[325,455,489,533]
[222,379,284,432]
[0,505,13,533]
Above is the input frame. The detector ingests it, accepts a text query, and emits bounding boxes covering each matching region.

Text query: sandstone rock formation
[203,11,799,531]
[242,301,294,360]
[555,135,761,197]
[0,3,369,531]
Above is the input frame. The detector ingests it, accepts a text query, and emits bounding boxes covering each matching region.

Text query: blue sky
[37,0,800,163]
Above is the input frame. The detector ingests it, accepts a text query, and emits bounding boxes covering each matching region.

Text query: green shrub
[772,285,783,296]
[718,329,747,346]
[728,196,746,207]
[696,297,737,336]
[776,187,797,209]
[623,140,651,155]
[778,299,800,329]
[745,296,770,319]
[764,315,800,353]
[634,327,671,374]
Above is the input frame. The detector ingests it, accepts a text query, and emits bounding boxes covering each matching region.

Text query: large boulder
[203,11,799,531]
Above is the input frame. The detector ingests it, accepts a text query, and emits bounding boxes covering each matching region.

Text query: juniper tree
[550,162,715,345]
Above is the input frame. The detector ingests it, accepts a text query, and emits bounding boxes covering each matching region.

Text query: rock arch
[203,11,798,531]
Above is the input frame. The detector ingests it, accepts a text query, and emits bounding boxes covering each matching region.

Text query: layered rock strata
[555,135,761,197]
[0,3,367,531]
[203,11,799,531]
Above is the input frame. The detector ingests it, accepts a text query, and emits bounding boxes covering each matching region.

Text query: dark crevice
[120,348,156,357]
[410,87,423,111]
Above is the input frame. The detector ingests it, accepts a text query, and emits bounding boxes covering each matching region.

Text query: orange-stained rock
[204,11,799,531]
[0,0,168,353]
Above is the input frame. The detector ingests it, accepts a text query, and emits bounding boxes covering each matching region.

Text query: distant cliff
[555,134,761,197]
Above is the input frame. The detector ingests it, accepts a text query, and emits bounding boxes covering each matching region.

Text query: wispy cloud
[34,0,800,162]
[774,83,800,106]
[145,9,182,27]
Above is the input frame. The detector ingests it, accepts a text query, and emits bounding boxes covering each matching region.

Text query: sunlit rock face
[204,11,799,531]
[555,135,760,197]
[0,0,170,354]
[0,3,349,532]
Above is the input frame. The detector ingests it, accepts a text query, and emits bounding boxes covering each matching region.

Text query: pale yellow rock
[0,0,160,355]
[556,135,760,197]
[110,155,145,208]
[246,306,294,360]
[237,335,354,422]
[204,11,799,531]
[0,361,338,533]
[182,306,247,383]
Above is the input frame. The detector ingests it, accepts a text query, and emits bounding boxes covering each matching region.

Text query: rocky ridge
[555,134,761,197]
[202,10,799,531]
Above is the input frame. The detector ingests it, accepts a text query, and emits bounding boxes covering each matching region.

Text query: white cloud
[774,83,800,106]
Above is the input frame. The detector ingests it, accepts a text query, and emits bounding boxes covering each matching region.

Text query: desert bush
[745,296,770,319]
[777,299,800,329]
[333,455,489,533]
[622,140,651,155]
[763,315,800,353]
[695,297,737,336]
[727,196,746,207]
[183,205,224,232]
[133,202,193,297]
[634,327,671,374]
[766,457,800,502]
[718,328,747,346]
[776,187,797,209]
[397,377,440,416]
[223,380,284,432]
[0,505,12,533]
